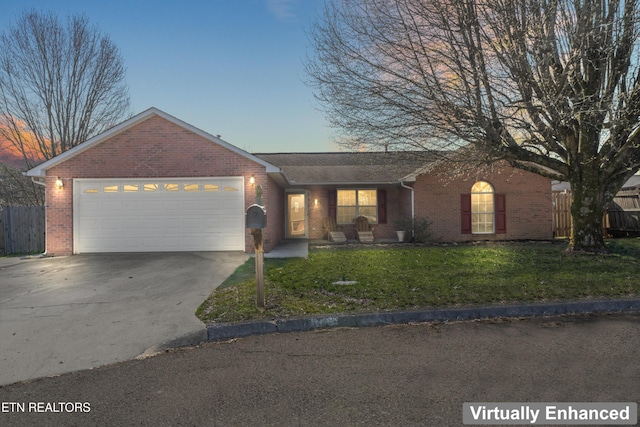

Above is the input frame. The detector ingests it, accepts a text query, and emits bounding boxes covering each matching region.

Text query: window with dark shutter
[328,190,337,220]
[378,189,387,224]
[461,194,472,234]
[495,194,506,234]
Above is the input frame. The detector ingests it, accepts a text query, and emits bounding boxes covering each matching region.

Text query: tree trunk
[568,177,609,253]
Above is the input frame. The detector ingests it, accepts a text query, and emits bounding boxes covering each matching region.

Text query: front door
[287,193,307,238]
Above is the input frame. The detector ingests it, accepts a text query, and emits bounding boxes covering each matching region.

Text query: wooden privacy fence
[553,190,640,238]
[0,206,45,255]
[606,189,640,236]
[552,191,572,238]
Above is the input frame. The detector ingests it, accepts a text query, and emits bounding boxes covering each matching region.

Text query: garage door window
[83,183,240,194]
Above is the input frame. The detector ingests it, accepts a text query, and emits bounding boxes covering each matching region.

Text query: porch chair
[323,217,347,243]
[355,216,374,243]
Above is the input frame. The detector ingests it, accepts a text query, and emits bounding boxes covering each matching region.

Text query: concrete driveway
[0,252,247,386]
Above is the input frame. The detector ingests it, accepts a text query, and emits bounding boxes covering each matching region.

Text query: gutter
[399,180,415,241]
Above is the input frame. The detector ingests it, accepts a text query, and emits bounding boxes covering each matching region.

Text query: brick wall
[303,164,551,243]
[413,163,552,242]
[45,115,276,255]
[306,185,411,241]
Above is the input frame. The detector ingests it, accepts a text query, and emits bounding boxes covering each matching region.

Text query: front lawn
[196,239,640,323]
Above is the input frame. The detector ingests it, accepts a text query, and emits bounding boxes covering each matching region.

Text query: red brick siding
[248,175,284,254]
[413,164,552,242]
[306,185,410,241]
[304,165,551,242]
[45,115,277,255]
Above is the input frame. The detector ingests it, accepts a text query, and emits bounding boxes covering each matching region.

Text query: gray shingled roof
[552,175,640,192]
[254,152,432,184]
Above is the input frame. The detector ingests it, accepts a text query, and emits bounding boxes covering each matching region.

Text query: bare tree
[308,0,640,252]
[0,163,43,206]
[0,11,130,169]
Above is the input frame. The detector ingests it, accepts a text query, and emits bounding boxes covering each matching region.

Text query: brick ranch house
[26,108,552,255]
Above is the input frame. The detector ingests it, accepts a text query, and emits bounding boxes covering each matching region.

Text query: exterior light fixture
[55,177,64,190]
[249,175,256,186]
[314,198,318,206]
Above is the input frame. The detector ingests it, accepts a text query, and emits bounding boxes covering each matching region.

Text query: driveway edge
[206,298,640,342]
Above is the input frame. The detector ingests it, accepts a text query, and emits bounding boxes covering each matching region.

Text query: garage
[73,177,245,253]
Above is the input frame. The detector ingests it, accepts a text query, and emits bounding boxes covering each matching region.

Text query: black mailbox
[246,204,267,229]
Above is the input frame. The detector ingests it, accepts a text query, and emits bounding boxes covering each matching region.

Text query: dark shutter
[377,189,387,224]
[328,190,337,220]
[495,194,506,234]
[461,194,472,234]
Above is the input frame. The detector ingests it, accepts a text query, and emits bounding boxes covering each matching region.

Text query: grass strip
[196,239,640,323]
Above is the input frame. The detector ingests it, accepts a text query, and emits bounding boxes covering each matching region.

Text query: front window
[471,181,494,234]
[337,189,377,224]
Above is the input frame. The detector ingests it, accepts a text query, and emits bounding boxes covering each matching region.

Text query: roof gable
[26,107,280,176]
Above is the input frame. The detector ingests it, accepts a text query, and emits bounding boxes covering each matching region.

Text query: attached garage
[73,177,245,253]
[26,108,284,255]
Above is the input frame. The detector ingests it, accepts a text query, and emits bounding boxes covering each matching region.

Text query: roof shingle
[254,152,432,184]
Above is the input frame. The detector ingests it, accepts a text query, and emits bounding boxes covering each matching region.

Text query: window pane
[472,194,494,213]
[471,181,494,234]
[204,184,219,192]
[337,207,356,224]
[103,185,118,193]
[472,181,493,193]
[358,206,377,223]
[337,190,356,206]
[124,184,139,192]
[358,190,377,206]
[184,184,199,192]
[164,183,179,192]
[144,184,158,192]
[472,213,494,233]
[84,188,98,194]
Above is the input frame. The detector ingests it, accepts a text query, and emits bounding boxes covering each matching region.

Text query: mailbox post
[246,205,267,309]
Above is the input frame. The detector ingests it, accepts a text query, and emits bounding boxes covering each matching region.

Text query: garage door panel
[74,178,245,253]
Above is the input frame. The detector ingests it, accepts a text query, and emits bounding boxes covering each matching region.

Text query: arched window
[471,181,494,234]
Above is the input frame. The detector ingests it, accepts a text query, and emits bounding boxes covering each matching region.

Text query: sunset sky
[0,0,335,155]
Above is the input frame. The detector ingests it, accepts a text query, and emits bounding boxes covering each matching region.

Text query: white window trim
[336,188,378,224]
[471,182,495,234]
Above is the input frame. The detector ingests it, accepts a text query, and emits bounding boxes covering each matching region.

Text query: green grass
[196,239,640,323]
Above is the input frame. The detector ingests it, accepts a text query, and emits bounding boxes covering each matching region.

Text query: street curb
[206,299,640,342]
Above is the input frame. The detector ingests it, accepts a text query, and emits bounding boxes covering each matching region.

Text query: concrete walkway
[264,240,308,258]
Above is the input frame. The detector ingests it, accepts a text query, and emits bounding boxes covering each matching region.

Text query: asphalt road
[0,313,639,427]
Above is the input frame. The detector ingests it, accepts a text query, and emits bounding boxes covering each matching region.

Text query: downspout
[399,180,415,242]
[31,177,46,187]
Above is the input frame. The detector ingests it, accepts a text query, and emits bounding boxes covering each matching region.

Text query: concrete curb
[206,299,640,342]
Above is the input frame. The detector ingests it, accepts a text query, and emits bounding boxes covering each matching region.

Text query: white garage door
[73,178,245,253]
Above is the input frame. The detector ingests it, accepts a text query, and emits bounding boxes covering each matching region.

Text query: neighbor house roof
[255,152,433,185]
[552,175,640,192]
[25,107,281,177]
